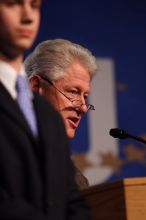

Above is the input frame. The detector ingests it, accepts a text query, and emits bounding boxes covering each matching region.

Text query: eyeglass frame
[39,75,95,111]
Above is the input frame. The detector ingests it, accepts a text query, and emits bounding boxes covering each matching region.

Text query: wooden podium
[81,177,146,220]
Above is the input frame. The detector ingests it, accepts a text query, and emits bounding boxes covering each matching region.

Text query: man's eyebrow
[66,86,90,94]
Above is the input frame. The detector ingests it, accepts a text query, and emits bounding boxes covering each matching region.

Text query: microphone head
[109,128,129,139]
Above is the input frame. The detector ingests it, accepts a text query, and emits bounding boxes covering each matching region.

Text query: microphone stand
[109,128,146,145]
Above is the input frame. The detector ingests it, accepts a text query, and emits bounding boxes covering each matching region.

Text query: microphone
[109,128,146,145]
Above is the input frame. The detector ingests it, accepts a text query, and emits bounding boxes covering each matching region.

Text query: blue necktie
[16,75,38,137]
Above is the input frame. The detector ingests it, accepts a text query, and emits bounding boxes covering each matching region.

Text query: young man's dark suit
[0,82,89,220]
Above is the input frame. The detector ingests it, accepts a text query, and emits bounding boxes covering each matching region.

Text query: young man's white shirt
[0,60,32,100]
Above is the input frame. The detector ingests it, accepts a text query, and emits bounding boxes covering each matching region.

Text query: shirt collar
[0,60,32,99]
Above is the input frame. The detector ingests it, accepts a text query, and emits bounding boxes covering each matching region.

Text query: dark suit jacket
[0,83,89,220]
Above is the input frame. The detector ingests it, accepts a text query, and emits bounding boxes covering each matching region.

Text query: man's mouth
[68,116,80,129]
[19,29,33,38]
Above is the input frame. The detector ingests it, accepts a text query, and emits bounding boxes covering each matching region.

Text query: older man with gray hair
[25,39,98,190]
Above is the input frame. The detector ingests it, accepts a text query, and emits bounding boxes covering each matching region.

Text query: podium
[81,177,146,220]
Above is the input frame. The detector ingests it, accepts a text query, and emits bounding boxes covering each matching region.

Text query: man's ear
[29,75,40,93]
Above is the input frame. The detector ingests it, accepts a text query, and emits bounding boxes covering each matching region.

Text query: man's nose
[77,97,89,113]
[79,104,88,113]
[21,5,35,24]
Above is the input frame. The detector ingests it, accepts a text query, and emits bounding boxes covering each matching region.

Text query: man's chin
[66,128,76,139]
[18,42,33,51]
[15,38,35,51]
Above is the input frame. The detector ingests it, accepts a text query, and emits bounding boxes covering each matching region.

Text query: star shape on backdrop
[123,144,146,164]
[117,83,127,92]
[71,153,93,172]
[99,151,123,174]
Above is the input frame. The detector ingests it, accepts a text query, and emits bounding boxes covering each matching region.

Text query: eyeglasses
[39,75,95,111]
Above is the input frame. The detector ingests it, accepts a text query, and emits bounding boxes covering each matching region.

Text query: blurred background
[26,0,146,185]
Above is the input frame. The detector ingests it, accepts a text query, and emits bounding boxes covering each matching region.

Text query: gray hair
[24,39,98,81]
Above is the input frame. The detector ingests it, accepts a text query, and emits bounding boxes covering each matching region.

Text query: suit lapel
[33,93,48,144]
[33,93,57,212]
[0,83,34,137]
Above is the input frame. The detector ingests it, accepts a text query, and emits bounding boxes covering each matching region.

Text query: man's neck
[0,53,23,73]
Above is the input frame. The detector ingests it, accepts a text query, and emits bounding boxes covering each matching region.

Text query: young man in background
[0,1,89,219]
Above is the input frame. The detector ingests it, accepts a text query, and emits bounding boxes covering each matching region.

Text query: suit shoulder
[33,92,65,126]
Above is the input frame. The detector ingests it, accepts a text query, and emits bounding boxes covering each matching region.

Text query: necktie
[16,75,38,137]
